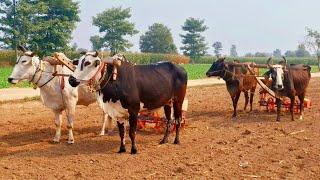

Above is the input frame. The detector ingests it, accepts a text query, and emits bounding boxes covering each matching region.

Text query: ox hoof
[159,139,168,144]
[118,146,126,153]
[173,139,180,144]
[99,131,105,136]
[99,133,105,136]
[52,139,60,144]
[131,147,138,155]
[67,140,74,144]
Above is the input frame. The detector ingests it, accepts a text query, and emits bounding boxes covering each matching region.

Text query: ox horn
[282,56,287,65]
[93,51,99,57]
[267,57,272,68]
[18,45,27,52]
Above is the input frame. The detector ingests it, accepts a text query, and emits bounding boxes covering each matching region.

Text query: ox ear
[80,51,87,55]
[18,45,27,52]
[94,60,101,67]
[72,59,79,65]
[93,51,99,57]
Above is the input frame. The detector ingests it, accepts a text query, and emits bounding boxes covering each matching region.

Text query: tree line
[1,2,320,67]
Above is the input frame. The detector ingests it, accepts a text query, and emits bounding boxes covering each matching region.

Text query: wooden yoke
[225,62,269,69]
[53,52,76,72]
[244,64,283,100]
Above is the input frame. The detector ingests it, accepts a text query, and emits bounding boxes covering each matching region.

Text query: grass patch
[180,64,319,80]
[0,67,31,88]
[180,64,211,80]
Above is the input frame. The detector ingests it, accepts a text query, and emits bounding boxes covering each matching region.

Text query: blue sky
[72,0,320,56]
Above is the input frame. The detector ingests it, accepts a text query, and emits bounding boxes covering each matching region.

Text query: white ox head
[8,46,40,84]
[267,57,287,90]
[69,52,124,88]
[68,51,102,87]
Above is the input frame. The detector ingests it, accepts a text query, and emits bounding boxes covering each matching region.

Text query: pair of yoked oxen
[8,46,311,154]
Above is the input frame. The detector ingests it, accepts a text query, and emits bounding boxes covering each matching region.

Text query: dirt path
[0,78,319,179]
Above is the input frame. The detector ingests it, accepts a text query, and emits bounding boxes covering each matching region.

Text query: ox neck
[29,62,56,89]
[221,70,234,82]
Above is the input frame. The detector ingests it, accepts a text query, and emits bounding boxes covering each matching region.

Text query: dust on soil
[0,78,319,179]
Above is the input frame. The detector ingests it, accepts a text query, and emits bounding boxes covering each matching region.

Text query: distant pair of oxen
[8,46,187,154]
[206,57,311,122]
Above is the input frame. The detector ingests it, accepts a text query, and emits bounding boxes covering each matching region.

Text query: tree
[284,50,296,57]
[91,7,138,54]
[254,52,268,57]
[0,0,41,50]
[305,27,320,70]
[273,49,282,57]
[212,41,223,57]
[180,17,208,63]
[90,35,104,51]
[139,23,177,54]
[0,0,80,57]
[230,44,237,57]
[295,43,310,57]
[244,52,254,57]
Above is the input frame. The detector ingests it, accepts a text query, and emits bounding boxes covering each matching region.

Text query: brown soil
[0,78,319,179]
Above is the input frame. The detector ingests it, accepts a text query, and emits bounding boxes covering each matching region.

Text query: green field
[181,64,319,80]
[0,67,31,88]
[0,65,319,88]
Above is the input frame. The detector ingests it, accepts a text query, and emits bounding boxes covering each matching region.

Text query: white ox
[8,46,112,144]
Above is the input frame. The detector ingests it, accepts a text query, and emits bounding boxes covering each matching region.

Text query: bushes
[0,51,17,66]
[196,56,318,65]
[0,49,317,66]
[0,50,190,66]
[100,52,189,64]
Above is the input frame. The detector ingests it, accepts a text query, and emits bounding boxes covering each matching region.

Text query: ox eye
[21,60,27,63]
[84,61,91,66]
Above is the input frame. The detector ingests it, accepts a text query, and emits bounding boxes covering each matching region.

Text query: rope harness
[28,57,56,89]
[75,61,117,92]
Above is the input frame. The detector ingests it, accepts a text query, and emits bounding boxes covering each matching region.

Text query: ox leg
[160,105,172,144]
[249,91,255,112]
[53,110,62,143]
[231,92,241,118]
[289,96,295,121]
[173,102,183,144]
[66,108,75,144]
[244,91,249,111]
[117,121,126,153]
[298,93,305,120]
[100,113,107,136]
[107,116,114,134]
[128,111,138,154]
[276,98,281,122]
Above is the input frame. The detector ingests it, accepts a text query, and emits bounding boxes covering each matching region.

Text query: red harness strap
[87,62,107,91]
[60,76,65,90]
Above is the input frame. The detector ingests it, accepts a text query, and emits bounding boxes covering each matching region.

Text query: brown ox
[266,57,311,121]
[206,58,259,118]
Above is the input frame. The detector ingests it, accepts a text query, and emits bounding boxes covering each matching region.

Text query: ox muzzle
[7,77,19,84]
[8,77,14,84]
[68,76,80,87]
